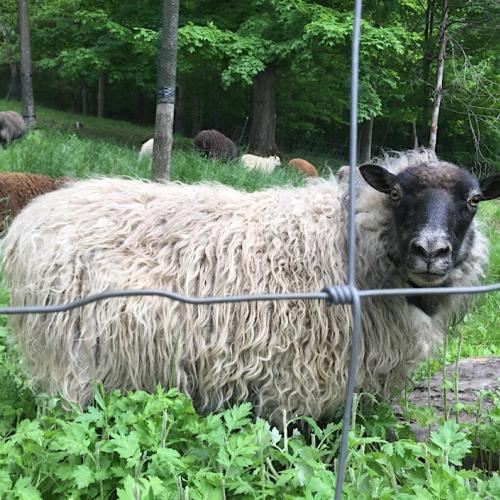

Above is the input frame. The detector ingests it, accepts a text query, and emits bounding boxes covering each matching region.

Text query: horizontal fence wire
[0,1,499,498]
[1,284,499,315]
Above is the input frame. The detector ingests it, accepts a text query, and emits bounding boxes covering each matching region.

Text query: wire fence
[1,1,499,498]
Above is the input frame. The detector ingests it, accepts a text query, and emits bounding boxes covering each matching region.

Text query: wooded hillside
[1,0,498,169]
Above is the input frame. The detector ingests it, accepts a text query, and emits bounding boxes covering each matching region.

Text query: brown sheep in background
[288,158,318,177]
[0,172,74,231]
[0,111,26,145]
[193,129,237,161]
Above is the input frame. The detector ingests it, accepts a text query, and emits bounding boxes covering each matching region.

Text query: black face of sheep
[360,163,500,287]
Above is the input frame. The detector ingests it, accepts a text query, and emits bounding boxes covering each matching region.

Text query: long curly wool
[0,172,73,231]
[2,150,488,423]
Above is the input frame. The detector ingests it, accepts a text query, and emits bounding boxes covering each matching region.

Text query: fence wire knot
[322,285,355,306]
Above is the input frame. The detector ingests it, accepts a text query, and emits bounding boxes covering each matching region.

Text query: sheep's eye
[390,188,401,202]
[468,195,481,208]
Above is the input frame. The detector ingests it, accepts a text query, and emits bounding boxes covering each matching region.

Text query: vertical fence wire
[334,1,363,498]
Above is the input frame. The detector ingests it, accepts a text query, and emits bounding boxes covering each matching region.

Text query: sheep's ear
[479,173,500,201]
[359,164,396,194]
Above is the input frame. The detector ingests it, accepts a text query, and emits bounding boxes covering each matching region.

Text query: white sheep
[3,149,499,425]
[138,138,154,159]
[241,153,281,173]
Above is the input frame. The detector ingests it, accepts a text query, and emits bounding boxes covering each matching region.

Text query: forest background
[1,0,499,171]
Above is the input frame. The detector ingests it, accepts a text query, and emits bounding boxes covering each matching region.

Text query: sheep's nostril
[410,239,451,261]
[410,241,428,258]
[433,244,452,259]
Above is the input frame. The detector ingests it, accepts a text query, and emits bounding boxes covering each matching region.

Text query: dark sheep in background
[288,158,319,177]
[193,129,237,161]
[0,111,26,145]
[0,172,73,231]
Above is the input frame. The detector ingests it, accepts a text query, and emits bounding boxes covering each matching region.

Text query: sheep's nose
[410,237,452,262]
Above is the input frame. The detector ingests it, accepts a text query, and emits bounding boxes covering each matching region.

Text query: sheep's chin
[407,272,448,287]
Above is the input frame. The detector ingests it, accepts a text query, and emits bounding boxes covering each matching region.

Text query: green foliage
[178,0,417,123]
[442,0,500,172]
[450,203,500,358]
[2,0,499,165]
[31,0,160,91]
[0,385,499,498]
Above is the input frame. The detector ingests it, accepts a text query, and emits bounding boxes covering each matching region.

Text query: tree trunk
[97,72,106,118]
[421,0,435,135]
[135,91,146,123]
[358,118,374,163]
[212,76,222,131]
[174,75,186,135]
[249,61,278,155]
[18,0,36,127]
[191,93,202,136]
[81,84,88,115]
[0,21,21,100]
[152,0,179,182]
[71,91,77,113]
[6,62,21,101]
[429,0,448,152]
[412,121,419,149]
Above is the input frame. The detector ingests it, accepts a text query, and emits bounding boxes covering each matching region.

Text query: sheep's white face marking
[360,162,500,288]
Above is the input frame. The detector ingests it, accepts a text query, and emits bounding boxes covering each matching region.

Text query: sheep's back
[0,111,26,143]
[3,177,356,420]
[193,130,237,160]
[288,158,318,177]
[0,172,60,225]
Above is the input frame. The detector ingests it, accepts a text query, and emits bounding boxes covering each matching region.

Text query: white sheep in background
[241,153,281,173]
[138,138,154,159]
[3,149,500,425]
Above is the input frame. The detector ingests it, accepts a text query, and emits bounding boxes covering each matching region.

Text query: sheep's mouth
[407,271,449,287]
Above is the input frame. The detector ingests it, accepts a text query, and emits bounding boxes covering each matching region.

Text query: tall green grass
[0,99,153,146]
[451,202,500,358]
[0,128,307,189]
[0,98,344,173]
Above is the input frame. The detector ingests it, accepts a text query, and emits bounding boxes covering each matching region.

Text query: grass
[0,99,154,147]
[0,103,498,498]
[0,128,307,191]
[0,98,345,175]
[449,202,500,359]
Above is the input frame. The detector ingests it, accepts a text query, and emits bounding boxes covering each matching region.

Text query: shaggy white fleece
[1,149,488,424]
